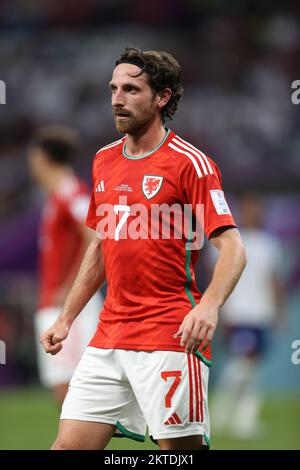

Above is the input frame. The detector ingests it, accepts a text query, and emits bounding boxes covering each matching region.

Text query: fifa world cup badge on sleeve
[210,190,231,215]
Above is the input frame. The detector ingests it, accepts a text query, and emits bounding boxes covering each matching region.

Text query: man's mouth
[114,110,131,118]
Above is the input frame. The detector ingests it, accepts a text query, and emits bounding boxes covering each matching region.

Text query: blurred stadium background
[0,0,299,450]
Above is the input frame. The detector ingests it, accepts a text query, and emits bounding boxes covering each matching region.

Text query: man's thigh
[121,350,210,445]
[60,347,147,442]
[52,419,116,450]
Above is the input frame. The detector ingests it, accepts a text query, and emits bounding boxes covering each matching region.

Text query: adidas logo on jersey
[95,180,105,192]
[164,412,182,426]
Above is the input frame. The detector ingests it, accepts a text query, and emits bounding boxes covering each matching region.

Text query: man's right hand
[40,319,70,355]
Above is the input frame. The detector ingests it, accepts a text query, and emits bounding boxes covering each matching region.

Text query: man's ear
[157,88,172,110]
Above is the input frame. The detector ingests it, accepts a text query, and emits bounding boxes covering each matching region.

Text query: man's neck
[125,121,167,157]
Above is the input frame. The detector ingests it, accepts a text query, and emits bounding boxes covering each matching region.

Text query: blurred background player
[28,126,102,406]
[211,192,285,439]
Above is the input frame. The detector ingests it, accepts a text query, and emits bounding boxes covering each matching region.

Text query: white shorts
[34,294,102,388]
[60,347,210,444]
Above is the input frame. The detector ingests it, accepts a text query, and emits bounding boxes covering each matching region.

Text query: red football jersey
[38,175,90,309]
[86,129,237,362]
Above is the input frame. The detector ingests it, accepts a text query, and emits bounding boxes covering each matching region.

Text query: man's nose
[112,89,125,107]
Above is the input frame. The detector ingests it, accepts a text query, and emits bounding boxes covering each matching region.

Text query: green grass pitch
[0,387,299,450]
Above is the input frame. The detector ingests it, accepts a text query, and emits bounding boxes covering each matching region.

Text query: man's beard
[113,103,156,134]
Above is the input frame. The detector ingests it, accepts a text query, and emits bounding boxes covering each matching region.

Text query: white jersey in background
[222,229,282,326]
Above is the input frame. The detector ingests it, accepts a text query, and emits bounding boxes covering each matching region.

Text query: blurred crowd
[0,6,300,221]
[0,1,300,387]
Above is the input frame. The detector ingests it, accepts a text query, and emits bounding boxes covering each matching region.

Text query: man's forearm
[174,229,246,352]
[58,237,105,326]
[203,228,247,308]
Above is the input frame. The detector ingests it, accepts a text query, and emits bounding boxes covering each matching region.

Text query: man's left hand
[173,297,219,354]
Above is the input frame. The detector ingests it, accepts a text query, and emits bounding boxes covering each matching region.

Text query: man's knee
[51,436,106,450]
[51,437,83,450]
[51,438,67,450]
[158,434,204,450]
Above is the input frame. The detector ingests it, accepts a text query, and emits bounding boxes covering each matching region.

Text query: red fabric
[86,130,237,360]
[38,176,89,309]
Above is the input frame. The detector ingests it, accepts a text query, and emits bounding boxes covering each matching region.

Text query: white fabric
[60,347,210,442]
[211,357,263,438]
[69,195,90,222]
[35,293,102,388]
[221,229,282,326]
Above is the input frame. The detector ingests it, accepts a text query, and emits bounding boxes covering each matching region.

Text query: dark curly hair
[116,47,183,123]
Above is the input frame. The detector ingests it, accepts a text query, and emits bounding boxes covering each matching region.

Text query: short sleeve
[54,178,90,226]
[68,194,90,224]
[178,157,237,238]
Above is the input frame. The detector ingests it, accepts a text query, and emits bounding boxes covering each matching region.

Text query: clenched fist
[40,319,70,355]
